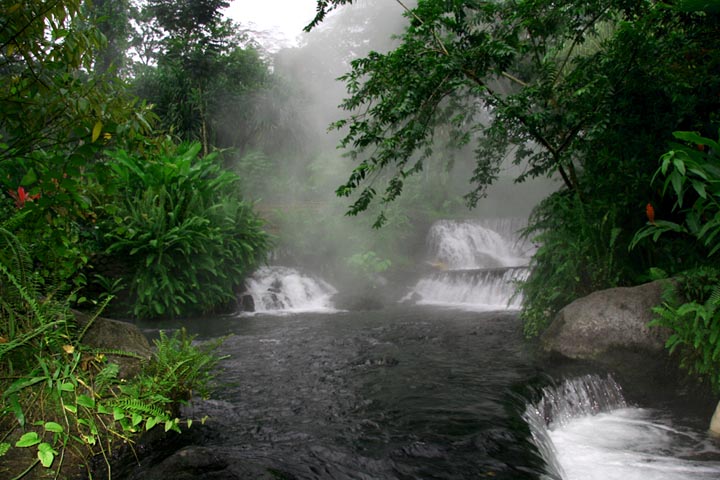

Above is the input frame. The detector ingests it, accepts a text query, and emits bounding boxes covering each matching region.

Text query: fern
[709,284,720,308]
[106,397,169,419]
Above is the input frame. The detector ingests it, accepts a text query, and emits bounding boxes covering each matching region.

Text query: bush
[651,268,720,392]
[0,229,223,478]
[97,142,271,319]
[519,192,626,337]
[631,130,720,391]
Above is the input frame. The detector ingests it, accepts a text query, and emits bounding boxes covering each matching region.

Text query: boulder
[542,280,672,360]
[74,311,153,378]
[711,401,720,437]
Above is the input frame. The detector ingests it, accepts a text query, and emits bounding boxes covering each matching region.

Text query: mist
[233,0,558,296]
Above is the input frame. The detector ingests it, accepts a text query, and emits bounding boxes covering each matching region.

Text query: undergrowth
[0,226,224,479]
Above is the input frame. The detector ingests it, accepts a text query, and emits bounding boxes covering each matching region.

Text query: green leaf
[15,432,40,448]
[20,169,37,186]
[44,422,64,433]
[59,382,75,392]
[146,416,159,430]
[132,412,143,427]
[64,404,77,414]
[8,394,25,428]
[76,394,95,409]
[92,121,103,143]
[37,443,56,468]
[113,407,125,421]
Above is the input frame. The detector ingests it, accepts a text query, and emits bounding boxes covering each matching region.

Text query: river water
[126,305,720,480]
[121,219,720,479]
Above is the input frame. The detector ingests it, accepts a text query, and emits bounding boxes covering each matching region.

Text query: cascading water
[405,219,533,309]
[525,374,720,480]
[427,218,533,269]
[242,266,338,313]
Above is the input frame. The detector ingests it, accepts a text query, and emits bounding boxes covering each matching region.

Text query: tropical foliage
[308,0,719,337]
[96,143,270,319]
[630,130,720,390]
[0,228,222,478]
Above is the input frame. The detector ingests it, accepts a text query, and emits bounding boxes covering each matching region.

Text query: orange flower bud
[646,203,656,225]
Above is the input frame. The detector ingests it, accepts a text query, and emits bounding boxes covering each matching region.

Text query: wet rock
[711,402,720,436]
[541,280,672,360]
[140,446,288,480]
[239,293,255,312]
[74,310,152,378]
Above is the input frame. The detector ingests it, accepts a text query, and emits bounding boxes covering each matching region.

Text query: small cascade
[242,266,338,313]
[524,375,627,480]
[427,219,532,269]
[408,267,528,310]
[405,219,532,309]
[524,374,720,480]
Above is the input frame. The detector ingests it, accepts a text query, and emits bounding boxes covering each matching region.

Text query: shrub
[519,192,625,337]
[98,142,271,319]
[651,268,720,392]
[631,130,720,391]
[0,229,223,478]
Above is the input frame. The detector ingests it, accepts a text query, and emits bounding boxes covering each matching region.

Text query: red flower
[8,186,40,209]
[646,202,656,225]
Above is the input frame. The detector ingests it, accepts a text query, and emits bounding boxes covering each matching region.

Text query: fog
[235,0,558,291]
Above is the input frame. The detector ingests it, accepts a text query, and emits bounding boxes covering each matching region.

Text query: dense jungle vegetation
[309,0,720,387]
[0,0,718,477]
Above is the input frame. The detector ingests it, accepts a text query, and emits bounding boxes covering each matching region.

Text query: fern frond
[106,397,169,418]
[709,284,720,308]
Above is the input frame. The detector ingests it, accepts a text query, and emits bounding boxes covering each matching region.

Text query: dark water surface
[123,306,547,479]
[118,305,718,480]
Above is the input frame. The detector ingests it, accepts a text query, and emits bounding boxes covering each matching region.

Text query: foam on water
[408,268,528,310]
[406,219,531,309]
[244,266,338,313]
[550,408,720,480]
[525,374,720,480]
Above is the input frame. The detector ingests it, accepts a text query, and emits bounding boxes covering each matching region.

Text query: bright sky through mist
[224,0,320,47]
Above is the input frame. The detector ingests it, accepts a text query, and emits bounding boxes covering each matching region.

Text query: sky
[223,0,321,48]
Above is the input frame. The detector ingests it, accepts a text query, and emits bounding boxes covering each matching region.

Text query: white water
[427,219,533,269]
[409,268,528,310]
[526,375,720,480]
[406,219,532,309]
[243,266,338,313]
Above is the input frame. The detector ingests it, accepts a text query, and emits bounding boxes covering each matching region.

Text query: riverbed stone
[541,280,672,360]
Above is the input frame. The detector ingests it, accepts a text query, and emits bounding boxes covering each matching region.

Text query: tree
[131,0,272,155]
[306,0,719,227]
[0,0,155,286]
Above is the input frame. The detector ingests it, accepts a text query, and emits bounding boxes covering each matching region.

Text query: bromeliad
[8,186,40,208]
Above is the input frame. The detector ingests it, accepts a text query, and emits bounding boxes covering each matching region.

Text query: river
[116,219,720,479]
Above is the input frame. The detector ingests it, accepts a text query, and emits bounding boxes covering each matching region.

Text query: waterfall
[409,267,528,310]
[427,218,532,269]
[405,219,533,309]
[242,266,338,313]
[525,374,720,480]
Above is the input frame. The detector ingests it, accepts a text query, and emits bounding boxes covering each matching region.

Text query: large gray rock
[74,311,153,378]
[542,280,672,360]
